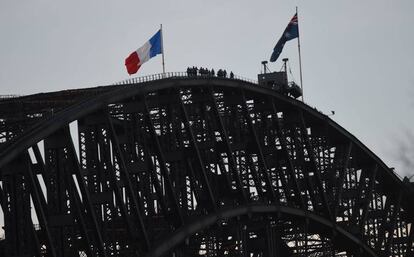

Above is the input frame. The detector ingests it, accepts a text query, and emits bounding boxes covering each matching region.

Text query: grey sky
[1,0,413,177]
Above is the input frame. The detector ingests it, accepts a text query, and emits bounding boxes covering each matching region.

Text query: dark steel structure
[0,72,413,257]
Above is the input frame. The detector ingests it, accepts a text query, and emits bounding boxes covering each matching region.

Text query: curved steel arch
[0,77,413,257]
[146,204,379,257]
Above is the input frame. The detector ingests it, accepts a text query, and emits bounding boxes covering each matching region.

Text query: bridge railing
[114,71,258,85]
[1,72,258,100]
[0,94,21,100]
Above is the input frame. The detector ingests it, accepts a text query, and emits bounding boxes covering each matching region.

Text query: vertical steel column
[23,152,58,257]
[244,151,267,200]
[33,142,95,256]
[144,146,171,218]
[143,97,184,226]
[132,106,175,223]
[128,112,158,216]
[1,160,37,256]
[333,142,353,219]
[95,123,142,254]
[240,90,276,202]
[209,88,248,203]
[357,166,378,235]
[184,158,203,209]
[178,89,217,211]
[270,100,305,208]
[67,171,96,257]
[384,191,402,256]
[107,115,150,251]
[375,197,392,252]
[298,112,333,219]
[350,166,370,225]
[62,127,109,257]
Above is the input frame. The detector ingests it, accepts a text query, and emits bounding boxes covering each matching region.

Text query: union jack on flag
[289,13,298,25]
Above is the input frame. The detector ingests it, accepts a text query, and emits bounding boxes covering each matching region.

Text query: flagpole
[296,6,304,101]
[160,24,166,74]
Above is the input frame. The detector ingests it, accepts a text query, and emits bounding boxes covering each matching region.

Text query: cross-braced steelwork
[0,73,413,257]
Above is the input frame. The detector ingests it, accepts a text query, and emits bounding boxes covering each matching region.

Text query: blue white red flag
[270,13,299,62]
[125,30,162,75]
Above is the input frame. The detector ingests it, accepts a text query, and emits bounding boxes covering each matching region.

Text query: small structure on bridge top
[258,59,302,99]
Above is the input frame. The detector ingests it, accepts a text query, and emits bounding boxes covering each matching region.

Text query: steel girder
[0,77,413,257]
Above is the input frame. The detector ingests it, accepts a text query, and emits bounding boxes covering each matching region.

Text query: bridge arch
[0,76,412,256]
[146,204,380,257]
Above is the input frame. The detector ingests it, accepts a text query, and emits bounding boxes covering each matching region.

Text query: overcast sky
[1,0,413,178]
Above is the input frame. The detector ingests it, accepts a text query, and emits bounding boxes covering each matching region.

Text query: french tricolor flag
[125,29,162,75]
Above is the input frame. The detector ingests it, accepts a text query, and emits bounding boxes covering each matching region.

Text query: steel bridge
[0,72,413,257]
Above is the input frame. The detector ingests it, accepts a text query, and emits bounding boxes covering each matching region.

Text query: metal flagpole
[296,7,304,101]
[160,24,166,74]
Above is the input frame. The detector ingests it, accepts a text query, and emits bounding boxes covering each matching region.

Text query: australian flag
[270,13,299,62]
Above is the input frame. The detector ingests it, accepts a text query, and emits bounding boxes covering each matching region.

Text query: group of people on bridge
[187,66,234,79]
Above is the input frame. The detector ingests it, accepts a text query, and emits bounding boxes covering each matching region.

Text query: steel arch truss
[0,78,413,257]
